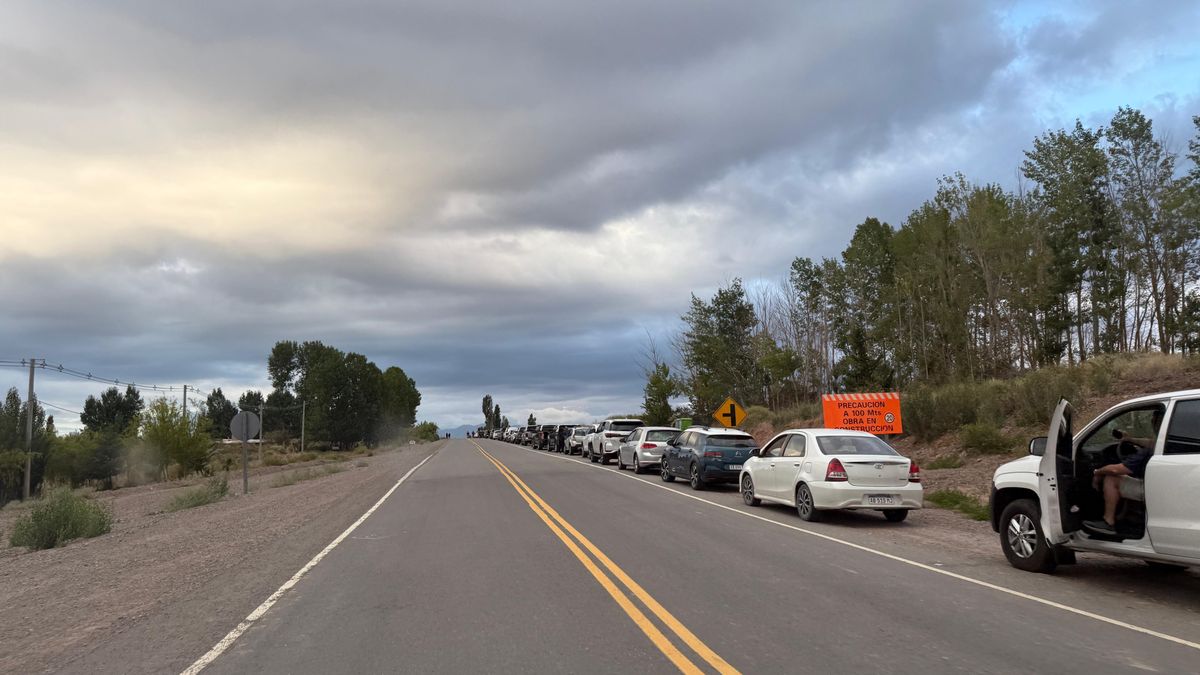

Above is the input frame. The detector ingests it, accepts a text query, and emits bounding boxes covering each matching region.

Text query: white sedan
[739,429,922,522]
[616,426,678,473]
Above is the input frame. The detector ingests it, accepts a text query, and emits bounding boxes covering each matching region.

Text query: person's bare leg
[1102,475,1121,525]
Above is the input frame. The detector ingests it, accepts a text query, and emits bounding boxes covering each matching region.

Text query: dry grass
[270,463,347,488]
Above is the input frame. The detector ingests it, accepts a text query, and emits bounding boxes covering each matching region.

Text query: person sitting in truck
[1083,408,1164,535]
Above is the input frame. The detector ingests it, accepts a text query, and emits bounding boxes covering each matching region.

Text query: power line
[41,400,83,416]
[0,358,212,395]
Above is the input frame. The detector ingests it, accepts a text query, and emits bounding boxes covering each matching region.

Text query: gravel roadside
[0,441,444,675]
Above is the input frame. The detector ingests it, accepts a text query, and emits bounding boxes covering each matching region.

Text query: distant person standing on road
[557,425,569,453]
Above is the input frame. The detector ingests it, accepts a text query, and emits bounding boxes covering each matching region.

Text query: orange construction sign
[821,392,903,435]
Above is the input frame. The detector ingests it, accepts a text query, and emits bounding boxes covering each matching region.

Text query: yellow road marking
[473,441,740,675]
[471,443,703,674]
[527,443,1200,654]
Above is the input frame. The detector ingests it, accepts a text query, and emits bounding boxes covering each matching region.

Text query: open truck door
[1038,399,1076,545]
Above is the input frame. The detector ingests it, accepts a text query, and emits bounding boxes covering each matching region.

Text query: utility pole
[23,358,37,500]
[259,403,266,463]
[301,400,306,453]
[182,384,188,431]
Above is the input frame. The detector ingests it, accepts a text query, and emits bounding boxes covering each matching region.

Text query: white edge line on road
[180,451,437,675]
[502,442,1200,652]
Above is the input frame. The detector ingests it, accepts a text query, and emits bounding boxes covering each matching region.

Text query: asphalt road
[191,439,1200,674]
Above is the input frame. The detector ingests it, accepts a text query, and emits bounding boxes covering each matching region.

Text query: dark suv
[661,427,758,490]
[536,424,557,450]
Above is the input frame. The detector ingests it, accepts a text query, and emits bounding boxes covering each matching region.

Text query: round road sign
[230,410,261,441]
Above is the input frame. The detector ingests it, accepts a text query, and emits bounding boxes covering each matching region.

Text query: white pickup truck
[990,389,1200,573]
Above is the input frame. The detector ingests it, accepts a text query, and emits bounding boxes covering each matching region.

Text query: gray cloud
[0,0,1195,428]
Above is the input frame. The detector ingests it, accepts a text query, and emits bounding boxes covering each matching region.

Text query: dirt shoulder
[0,441,444,675]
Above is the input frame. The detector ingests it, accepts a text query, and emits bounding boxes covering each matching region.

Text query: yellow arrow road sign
[712,397,746,428]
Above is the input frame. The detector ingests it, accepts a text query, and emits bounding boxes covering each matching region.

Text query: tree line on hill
[0,340,431,504]
[647,109,1200,424]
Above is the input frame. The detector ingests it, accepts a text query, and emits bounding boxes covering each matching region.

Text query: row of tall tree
[669,109,1200,420]
[266,340,422,446]
[0,384,216,504]
[0,389,50,503]
[0,342,425,503]
[479,394,512,433]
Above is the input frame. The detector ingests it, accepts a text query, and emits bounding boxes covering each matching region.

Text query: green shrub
[903,382,987,442]
[1007,367,1080,426]
[743,405,773,431]
[926,489,989,521]
[166,477,229,512]
[973,380,1010,426]
[960,422,1015,455]
[901,386,939,441]
[1083,356,1123,396]
[938,382,983,429]
[10,489,113,550]
[926,455,965,470]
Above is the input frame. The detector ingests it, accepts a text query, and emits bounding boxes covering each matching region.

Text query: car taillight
[640,443,658,450]
[704,450,723,458]
[909,460,921,483]
[826,458,848,482]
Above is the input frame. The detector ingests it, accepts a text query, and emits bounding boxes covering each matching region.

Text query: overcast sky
[1,0,1198,432]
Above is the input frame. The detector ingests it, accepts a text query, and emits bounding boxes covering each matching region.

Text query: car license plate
[866,494,895,505]
[727,464,742,471]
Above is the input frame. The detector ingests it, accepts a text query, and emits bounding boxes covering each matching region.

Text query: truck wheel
[999,498,1057,573]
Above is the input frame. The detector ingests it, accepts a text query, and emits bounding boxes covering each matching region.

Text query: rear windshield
[816,436,899,456]
[610,421,644,432]
[706,435,756,448]
[573,428,589,436]
[646,430,678,442]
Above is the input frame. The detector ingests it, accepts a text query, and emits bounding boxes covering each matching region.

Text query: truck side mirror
[1029,437,1048,456]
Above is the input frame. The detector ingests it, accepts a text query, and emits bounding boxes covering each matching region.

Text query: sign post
[820,393,903,435]
[230,411,261,495]
[711,397,747,429]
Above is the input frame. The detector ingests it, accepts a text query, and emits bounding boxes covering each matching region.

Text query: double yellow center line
[471,441,738,675]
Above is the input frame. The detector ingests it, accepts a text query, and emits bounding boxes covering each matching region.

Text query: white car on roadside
[991,391,1200,573]
[739,429,922,522]
[616,426,677,473]
[567,426,590,454]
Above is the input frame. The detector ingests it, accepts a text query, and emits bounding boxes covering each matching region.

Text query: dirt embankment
[0,442,443,675]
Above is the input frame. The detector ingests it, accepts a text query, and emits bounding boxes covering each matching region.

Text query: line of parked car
[495,419,925,523]
[483,387,1200,574]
